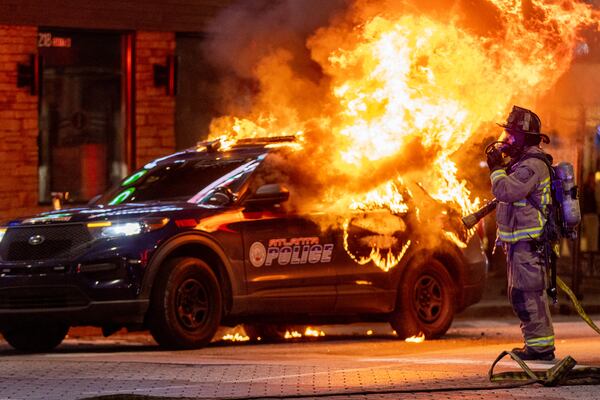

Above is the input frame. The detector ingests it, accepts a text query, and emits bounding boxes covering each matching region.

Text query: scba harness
[517,153,580,240]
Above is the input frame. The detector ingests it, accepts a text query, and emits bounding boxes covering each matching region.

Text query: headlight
[102,222,143,237]
[87,218,169,238]
[0,228,6,243]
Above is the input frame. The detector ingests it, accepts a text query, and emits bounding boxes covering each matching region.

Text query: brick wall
[135,32,176,168]
[0,25,43,220]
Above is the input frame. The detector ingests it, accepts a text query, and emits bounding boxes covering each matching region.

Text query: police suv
[0,137,487,351]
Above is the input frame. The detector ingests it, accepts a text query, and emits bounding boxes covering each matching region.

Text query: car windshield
[95,156,259,205]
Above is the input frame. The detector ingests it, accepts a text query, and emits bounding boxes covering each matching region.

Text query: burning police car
[0,137,487,351]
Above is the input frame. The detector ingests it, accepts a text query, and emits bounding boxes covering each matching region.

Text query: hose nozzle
[462,214,479,230]
[461,199,499,230]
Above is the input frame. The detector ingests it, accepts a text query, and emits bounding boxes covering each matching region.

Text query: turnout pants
[506,240,555,354]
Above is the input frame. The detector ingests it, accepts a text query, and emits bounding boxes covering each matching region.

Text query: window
[96,155,262,206]
[38,29,132,203]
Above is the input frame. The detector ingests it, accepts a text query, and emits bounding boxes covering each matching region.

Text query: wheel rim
[175,278,210,331]
[413,273,443,323]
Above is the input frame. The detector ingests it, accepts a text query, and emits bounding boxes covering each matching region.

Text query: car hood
[8,202,226,226]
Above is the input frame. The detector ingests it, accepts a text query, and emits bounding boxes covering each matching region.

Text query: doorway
[38,29,132,203]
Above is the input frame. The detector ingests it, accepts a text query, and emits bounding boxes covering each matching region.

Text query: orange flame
[283,326,326,339]
[284,330,302,339]
[208,1,597,271]
[304,327,326,337]
[405,332,426,343]
[222,332,250,342]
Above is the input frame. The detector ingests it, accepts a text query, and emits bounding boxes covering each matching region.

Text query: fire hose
[489,351,600,386]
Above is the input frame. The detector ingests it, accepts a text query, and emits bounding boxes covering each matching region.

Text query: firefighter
[486,105,555,361]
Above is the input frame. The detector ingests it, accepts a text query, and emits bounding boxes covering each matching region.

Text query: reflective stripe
[498,209,545,242]
[498,227,543,242]
[526,335,555,347]
[539,177,551,206]
[528,341,555,347]
[527,335,554,343]
[513,200,527,207]
[491,169,506,185]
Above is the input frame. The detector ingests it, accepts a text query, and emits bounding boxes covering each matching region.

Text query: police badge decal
[249,242,267,267]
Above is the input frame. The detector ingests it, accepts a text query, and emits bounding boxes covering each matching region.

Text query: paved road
[1,315,600,399]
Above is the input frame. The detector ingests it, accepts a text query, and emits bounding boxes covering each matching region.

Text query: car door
[241,209,337,314]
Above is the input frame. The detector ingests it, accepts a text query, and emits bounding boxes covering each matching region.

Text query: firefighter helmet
[497,105,550,144]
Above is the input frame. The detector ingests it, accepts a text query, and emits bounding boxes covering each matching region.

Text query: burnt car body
[0,137,487,351]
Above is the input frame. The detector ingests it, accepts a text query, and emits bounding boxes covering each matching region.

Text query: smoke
[204,0,349,118]
[205,0,348,78]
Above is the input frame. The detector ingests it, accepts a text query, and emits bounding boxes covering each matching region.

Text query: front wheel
[2,322,69,352]
[149,257,222,349]
[390,258,455,339]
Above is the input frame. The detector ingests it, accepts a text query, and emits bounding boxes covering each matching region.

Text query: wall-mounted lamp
[153,55,177,96]
[17,54,40,96]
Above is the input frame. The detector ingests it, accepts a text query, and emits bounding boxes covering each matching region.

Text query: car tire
[243,324,293,342]
[389,257,455,339]
[149,257,222,349]
[2,322,69,352]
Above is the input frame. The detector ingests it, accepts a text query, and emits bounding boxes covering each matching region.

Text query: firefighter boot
[511,346,555,361]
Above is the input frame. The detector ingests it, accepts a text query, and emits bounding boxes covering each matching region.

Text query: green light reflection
[121,170,147,187]
[109,188,135,206]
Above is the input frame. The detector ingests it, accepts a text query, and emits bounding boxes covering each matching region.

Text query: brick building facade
[0,1,232,220]
[135,32,176,168]
[0,25,39,219]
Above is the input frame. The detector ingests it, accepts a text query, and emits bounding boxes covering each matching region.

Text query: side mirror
[205,186,235,206]
[244,184,289,207]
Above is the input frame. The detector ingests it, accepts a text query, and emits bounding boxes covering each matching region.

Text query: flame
[207,1,597,271]
[304,327,326,337]
[284,326,326,339]
[222,332,250,342]
[443,231,468,249]
[405,332,426,343]
[343,221,412,272]
[284,330,303,339]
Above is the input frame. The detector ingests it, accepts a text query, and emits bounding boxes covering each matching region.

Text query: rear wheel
[390,258,455,339]
[149,257,222,349]
[2,322,69,352]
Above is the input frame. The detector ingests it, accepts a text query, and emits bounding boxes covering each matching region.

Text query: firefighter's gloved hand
[486,148,504,171]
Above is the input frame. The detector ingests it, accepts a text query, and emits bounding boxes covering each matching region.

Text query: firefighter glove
[486,147,504,171]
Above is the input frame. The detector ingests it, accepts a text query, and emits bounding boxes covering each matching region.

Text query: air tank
[554,162,581,233]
